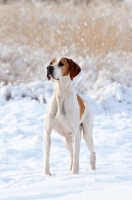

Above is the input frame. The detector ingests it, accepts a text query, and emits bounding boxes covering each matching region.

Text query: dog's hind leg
[63,136,73,171]
[82,116,96,170]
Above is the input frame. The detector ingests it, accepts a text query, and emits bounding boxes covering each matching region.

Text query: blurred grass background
[0,0,132,88]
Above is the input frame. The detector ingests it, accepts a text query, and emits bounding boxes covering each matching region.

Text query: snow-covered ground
[0,79,132,199]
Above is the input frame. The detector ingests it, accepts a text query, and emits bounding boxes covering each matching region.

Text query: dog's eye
[59,62,64,67]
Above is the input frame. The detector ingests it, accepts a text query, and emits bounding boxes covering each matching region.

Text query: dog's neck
[59,75,72,85]
[54,75,73,93]
[53,76,73,117]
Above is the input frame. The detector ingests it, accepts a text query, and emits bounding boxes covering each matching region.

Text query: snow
[0,79,132,199]
[0,81,53,103]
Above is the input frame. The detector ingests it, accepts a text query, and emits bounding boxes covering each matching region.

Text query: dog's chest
[54,95,79,136]
[56,94,76,115]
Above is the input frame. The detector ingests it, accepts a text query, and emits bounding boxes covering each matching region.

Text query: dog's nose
[47,66,54,80]
[47,66,54,71]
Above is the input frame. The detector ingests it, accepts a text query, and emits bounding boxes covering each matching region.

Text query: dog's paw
[90,152,96,170]
[44,168,51,175]
[44,172,51,176]
[72,166,79,174]
[91,164,96,170]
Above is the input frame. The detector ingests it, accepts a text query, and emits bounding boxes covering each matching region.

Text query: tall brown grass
[0,0,132,85]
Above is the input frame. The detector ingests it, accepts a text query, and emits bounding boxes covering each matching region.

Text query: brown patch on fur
[67,59,81,80]
[59,58,70,77]
[77,94,85,119]
[50,58,56,65]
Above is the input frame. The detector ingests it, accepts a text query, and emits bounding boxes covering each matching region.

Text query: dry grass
[0,0,132,86]
[0,1,132,55]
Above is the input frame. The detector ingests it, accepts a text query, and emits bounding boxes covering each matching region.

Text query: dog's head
[47,57,81,81]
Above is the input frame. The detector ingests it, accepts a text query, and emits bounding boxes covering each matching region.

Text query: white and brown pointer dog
[44,57,96,174]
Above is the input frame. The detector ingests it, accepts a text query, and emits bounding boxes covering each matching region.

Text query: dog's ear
[67,59,81,80]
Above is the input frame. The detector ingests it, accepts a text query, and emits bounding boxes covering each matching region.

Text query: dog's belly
[54,122,72,137]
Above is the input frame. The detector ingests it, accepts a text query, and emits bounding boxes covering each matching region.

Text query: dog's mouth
[47,72,51,80]
[47,66,54,80]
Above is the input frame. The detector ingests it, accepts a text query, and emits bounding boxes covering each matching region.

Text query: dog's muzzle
[47,65,54,80]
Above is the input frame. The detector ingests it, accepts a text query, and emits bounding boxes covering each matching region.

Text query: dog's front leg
[72,130,81,174]
[44,125,51,175]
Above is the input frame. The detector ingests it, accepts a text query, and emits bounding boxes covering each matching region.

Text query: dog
[44,57,96,174]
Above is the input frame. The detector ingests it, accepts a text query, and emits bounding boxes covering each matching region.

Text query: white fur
[44,68,96,175]
[50,58,62,80]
